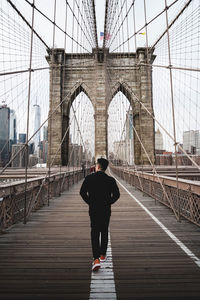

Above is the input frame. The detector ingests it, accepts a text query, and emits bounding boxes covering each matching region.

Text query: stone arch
[66,83,94,113]
[62,83,95,166]
[108,82,142,165]
[108,82,135,108]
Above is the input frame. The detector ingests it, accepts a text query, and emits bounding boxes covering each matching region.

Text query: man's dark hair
[97,158,109,171]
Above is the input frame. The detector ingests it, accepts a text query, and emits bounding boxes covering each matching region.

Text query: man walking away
[80,158,120,271]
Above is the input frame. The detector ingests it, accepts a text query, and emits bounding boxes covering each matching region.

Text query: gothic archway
[62,85,95,166]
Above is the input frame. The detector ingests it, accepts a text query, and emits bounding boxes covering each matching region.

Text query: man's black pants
[90,212,110,259]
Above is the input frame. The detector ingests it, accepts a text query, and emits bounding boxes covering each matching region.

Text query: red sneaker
[92,258,101,271]
[100,255,106,262]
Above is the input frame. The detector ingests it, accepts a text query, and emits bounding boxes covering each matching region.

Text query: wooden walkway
[0,174,200,299]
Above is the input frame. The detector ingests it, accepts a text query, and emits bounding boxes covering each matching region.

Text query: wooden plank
[111,174,200,299]
[0,184,92,299]
[1,176,200,299]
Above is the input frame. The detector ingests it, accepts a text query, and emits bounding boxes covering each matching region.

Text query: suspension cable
[24,0,35,224]
[24,0,92,53]
[7,0,49,49]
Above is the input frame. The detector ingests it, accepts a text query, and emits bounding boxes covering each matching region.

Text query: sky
[3,0,185,51]
[0,0,199,155]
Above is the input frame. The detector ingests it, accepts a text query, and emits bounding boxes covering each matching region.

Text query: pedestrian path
[0,176,200,299]
[89,232,116,299]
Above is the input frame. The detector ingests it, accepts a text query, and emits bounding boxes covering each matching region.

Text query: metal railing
[111,165,200,227]
[0,168,89,231]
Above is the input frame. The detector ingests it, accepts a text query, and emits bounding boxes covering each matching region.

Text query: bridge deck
[0,174,200,299]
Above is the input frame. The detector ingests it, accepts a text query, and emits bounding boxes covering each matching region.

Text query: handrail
[0,170,81,197]
[0,168,90,231]
[110,165,200,227]
[117,167,200,195]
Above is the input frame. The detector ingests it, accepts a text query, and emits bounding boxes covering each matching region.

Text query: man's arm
[80,177,90,204]
[110,178,120,204]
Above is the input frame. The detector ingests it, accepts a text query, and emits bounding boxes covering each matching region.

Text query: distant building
[29,154,39,167]
[33,103,41,155]
[43,126,48,141]
[125,111,134,165]
[29,142,34,155]
[156,153,200,166]
[69,143,83,166]
[183,130,200,154]
[126,111,133,140]
[83,149,92,165]
[183,131,194,153]
[112,110,134,165]
[39,140,48,163]
[113,140,126,163]
[0,104,10,166]
[84,140,92,163]
[11,144,26,168]
[38,126,48,164]
[9,110,17,157]
[112,111,134,165]
[19,133,26,144]
[155,128,163,150]
[11,141,37,167]
[177,143,184,154]
[9,109,17,144]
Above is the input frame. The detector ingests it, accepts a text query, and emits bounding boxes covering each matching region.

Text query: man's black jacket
[80,171,120,215]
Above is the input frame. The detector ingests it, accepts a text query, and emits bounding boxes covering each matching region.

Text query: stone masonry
[46,47,155,166]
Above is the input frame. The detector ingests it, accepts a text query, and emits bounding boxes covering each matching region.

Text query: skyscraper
[126,111,133,140]
[43,126,48,141]
[155,128,164,150]
[0,104,10,166]
[19,133,26,144]
[11,144,26,168]
[125,110,134,165]
[10,109,17,144]
[183,130,200,154]
[33,103,41,155]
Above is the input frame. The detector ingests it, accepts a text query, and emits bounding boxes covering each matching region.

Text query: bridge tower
[46,47,155,166]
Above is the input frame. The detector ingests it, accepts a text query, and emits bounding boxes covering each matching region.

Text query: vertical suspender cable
[24,0,35,224]
[103,0,109,49]
[132,0,136,166]
[71,0,75,53]
[48,0,57,206]
[143,0,156,199]
[132,0,137,52]
[59,0,68,195]
[164,0,180,221]
[76,0,81,169]
[92,0,98,48]
[72,0,75,176]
